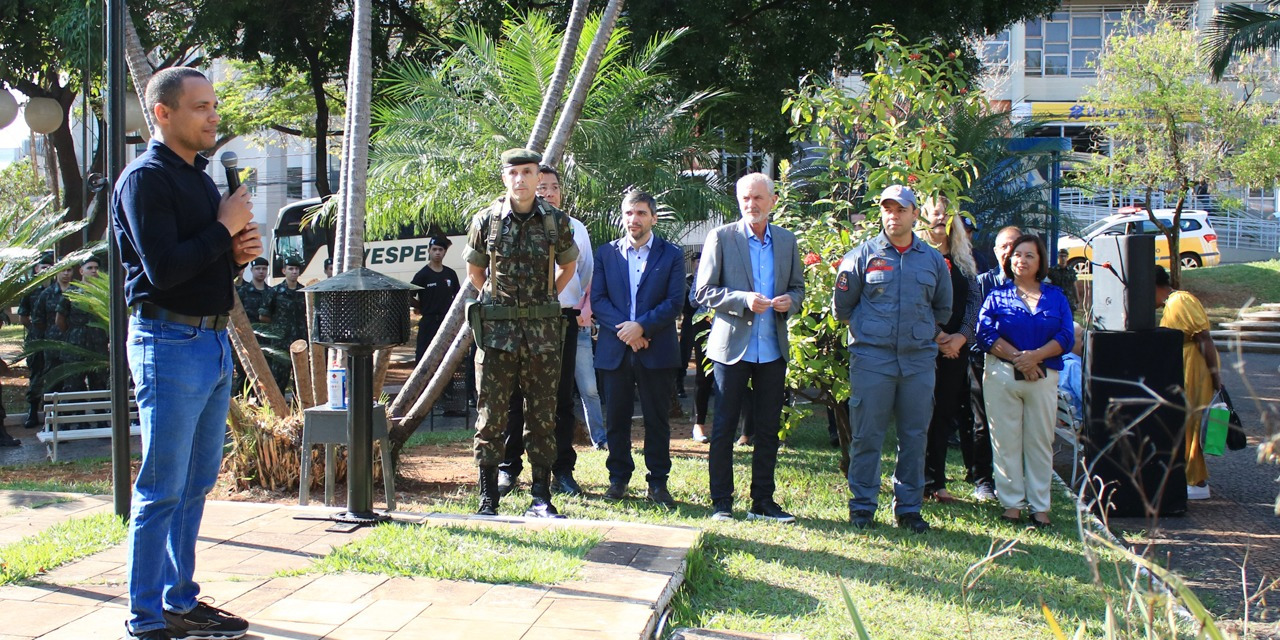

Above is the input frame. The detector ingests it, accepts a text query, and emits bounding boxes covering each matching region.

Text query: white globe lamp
[24,97,63,134]
[0,90,17,129]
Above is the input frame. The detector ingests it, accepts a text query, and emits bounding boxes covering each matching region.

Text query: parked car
[1059,208,1221,273]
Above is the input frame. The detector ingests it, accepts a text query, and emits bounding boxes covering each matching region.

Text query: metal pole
[1050,150,1061,265]
[345,348,375,517]
[105,0,132,520]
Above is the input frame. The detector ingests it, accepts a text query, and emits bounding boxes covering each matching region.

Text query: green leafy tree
[455,0,1059,157]
[1080,7,1280,287]
[366,12,732,245]
[778,27,987,471]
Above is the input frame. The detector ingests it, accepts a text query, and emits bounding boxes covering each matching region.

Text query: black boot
[477,466,500,516]
[24,407,40,430]
[526,466,565,518]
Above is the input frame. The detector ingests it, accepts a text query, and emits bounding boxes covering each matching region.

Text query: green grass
[0,512,127,585]
[0,456,118,495]
[403,426,473,448]
[0,324,22,351]
[292,522,603,584]
[1181,260,1280,327]
[396,416,1173,639]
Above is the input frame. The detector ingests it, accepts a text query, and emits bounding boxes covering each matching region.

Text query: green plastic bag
[1201,392,1230,456]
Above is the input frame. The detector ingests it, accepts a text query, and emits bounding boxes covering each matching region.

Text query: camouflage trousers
[474,339,563,467]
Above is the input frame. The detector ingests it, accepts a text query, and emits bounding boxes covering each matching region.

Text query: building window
[287,166,303,199]
[982,29,1011,73]
[1025,5,1191,78]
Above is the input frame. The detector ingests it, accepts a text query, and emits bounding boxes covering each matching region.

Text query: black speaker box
[1081,329,1187,518]
[1092,235,1156,331]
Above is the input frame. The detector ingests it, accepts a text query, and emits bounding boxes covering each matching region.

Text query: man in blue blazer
[695,172,805,523]
[592,190,686,509]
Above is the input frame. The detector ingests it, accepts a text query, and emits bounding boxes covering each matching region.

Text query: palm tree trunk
[121,7,288,415]
[542,0,626,166]
[336,0,373,272]
[388,282,476,420]
[526,0,590,152]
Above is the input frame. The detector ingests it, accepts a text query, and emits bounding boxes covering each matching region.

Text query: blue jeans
[125,317,233,634]
[574,327,606,446]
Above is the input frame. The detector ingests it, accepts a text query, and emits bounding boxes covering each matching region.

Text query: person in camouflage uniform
[238,257,273,324]
[261,256,307,391]
[17,251,55,429]
[32,266,76,396]
[465,148,578,518]
[57,256,109,392]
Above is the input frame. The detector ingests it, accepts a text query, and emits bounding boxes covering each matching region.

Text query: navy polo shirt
[112,140,237,316]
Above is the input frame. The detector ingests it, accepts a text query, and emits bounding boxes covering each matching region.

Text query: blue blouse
[976,280,1074,371]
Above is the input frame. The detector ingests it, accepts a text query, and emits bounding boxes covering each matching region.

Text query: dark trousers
[709,358,785,504]
[602,353,674,485]
[691,319,713,424]
[25,350,44,423]
[924,354,970,493]
[415,314,446,364]
[499,318,578,476]
[962,354,995,485]
[677,312,694,386]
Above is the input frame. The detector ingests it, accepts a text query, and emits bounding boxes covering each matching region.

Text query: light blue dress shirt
[744,222,780,363]
[625,234,654,322]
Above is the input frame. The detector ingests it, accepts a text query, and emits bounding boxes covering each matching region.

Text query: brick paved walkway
[0,492,698,640]
[1107,351,1280,629]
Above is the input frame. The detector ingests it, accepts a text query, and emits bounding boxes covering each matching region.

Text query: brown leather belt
[133,302,230,331]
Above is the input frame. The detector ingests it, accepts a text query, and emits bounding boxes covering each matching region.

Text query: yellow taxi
[1058,208,1221,273]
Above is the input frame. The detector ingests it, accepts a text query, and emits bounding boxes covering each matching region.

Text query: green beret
[500,148,542,168]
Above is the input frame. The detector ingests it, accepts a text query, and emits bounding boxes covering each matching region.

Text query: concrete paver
[0,493,697,639]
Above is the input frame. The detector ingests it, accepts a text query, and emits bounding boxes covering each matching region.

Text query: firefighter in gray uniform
[833,185,952,533]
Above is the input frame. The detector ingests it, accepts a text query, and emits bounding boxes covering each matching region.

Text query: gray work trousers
[847,365,936,516]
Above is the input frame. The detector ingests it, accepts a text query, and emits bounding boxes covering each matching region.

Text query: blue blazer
[591,234,686,371]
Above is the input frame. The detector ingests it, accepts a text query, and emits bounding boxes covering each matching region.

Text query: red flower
[831,259,842,270]
[907,174,919,184]
[959,87,969,94]
[948,52,957,60]
[908,53,922,61]
[803,252,822,266]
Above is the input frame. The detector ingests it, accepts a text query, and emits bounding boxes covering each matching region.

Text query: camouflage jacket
[237,281,275,324]
[17,285,48,343]
[265,282,307,345]
[462,196,578,353]
[33,283,69,342]
[58,284,108,355]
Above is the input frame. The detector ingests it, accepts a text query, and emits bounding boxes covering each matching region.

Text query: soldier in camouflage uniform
[57,256,110,392]
[238,257,273,323]
[32,266,76,396]
[464,148,578,518]
[261,256,307,391]
[17,251,55,429]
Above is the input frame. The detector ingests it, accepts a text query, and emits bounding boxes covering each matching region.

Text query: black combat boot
[525,466,566,519]
[477,466,500,516]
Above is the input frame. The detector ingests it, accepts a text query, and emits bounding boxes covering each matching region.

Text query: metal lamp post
[305,267,416,526]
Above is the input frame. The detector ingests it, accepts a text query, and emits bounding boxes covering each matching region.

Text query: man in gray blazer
[694,172,805,523]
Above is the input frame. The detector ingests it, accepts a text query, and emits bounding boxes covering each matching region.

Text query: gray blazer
[694,220,805,365]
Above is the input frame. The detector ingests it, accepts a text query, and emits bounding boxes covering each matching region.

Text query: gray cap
[878,185,917,209]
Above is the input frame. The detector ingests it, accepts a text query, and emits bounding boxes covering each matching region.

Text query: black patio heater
[305,268,416,528]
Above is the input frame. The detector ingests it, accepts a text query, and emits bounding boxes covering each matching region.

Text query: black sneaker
[746,500,796,524]
[126,625,171,640]
[849,508,875,529]
[497,470,517,497]
[973,481,997,503]
[709,499,734,521]
[552,473,583,496]
[164,601,248,639]
[896,512,931,534]
[0,433,19,447]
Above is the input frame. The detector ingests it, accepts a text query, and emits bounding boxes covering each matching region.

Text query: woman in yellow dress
[1154,266,1222,500]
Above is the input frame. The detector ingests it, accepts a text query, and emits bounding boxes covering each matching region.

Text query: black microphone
[220,152,240,195]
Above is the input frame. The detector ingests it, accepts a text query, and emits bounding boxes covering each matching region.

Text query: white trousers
[983,355,1059,513]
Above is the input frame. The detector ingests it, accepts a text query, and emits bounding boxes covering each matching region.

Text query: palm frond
[1202,3,1280,80]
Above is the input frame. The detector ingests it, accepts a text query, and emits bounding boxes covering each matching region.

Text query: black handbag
[1218,386,1248,451]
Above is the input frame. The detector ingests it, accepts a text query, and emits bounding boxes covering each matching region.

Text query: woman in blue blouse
[976,234,1074,527]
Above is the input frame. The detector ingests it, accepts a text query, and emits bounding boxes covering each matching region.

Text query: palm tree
[527,0,590,151]
[1203,1,1280,81]
[366,11,730,246]
[542,0,625,166]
